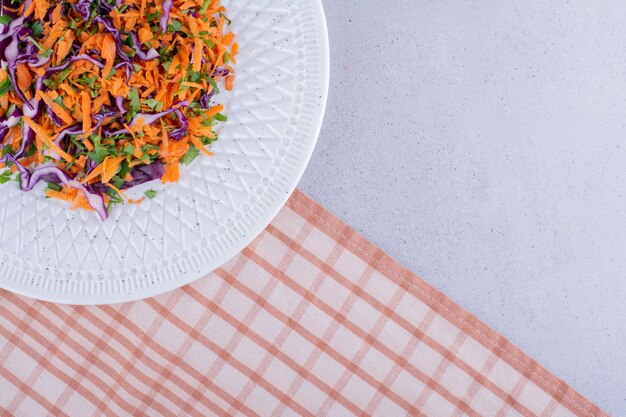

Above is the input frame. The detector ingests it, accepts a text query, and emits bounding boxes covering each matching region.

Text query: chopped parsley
[46,182,63,192]
[0,170,12,185]
[181,144,200,165]
[0,79,12,97]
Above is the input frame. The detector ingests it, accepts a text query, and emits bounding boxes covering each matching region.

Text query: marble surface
[300,1,626,414]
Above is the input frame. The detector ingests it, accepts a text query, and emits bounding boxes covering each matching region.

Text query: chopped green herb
[46,182,63,192]
[106,188,122,199]
[167,19,184,32]
[1,144,14,157]
[219,11,232,25]
[207,77,219,93]
[0,170,12,185]
[5,103,16,117]
[29,20,44,36]
[121,144,135,156]
[39,48,53,58]
[53,96,67,109]
[181,144,200,165]
[141,144,159,153]
[129,88,141,112]
[70,137,86,152]
[87,138,110,164]
[26,36,45,51]
[58,67,73,83]
[0,79,12,97]
[106,188,124,211]
[78,75,96,89]
[199,0,210,13]
[144,189,157,199]
[125,111,136,124]
[24,144,36,157]
[42,79,56,89]
[188,71,202,83]
[213,113,228,122]
[110,176,125,189]
[0,15,13,26]
[144,99,163,111]
[117,161,130,180]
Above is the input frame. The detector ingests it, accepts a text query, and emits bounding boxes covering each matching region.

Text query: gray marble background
[300,1,626,415]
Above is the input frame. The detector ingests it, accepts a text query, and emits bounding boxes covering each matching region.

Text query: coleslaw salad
[0,0,236,219]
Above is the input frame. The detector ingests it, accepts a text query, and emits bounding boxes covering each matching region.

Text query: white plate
[0,0,329,304]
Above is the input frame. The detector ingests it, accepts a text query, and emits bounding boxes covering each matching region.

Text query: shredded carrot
[222,33,235,46]
[206,104,225,117]
[102,156,125,183]
[188,17,200,38]
[81,156,125,184]
[138,25,152,44]
[46,187,95,211]
[217,15,225,41]
[42,20,67,50]
[0,69,8,116]
[162,163,180,184]
[224,75,234,91]
[101,34,117,78]
[192,38,203,73]
[56,30,76,64]
[16,64,33,94]
[37,92,74,125]
[33,0,50,20]
[23,117,74,163]
[10,126,22,149]
[230,42,239,63]
[80,92,91,133]
[51,3,62,21]
[23,0,35,17]
[45,189,73,202]
[141,85,156,98]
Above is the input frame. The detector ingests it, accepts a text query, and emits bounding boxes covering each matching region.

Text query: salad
[0,0,237,219]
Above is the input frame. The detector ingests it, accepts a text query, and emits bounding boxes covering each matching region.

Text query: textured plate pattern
[0,0,329,304]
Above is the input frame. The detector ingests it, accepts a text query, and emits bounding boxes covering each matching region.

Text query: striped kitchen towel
[0,189,608,416]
